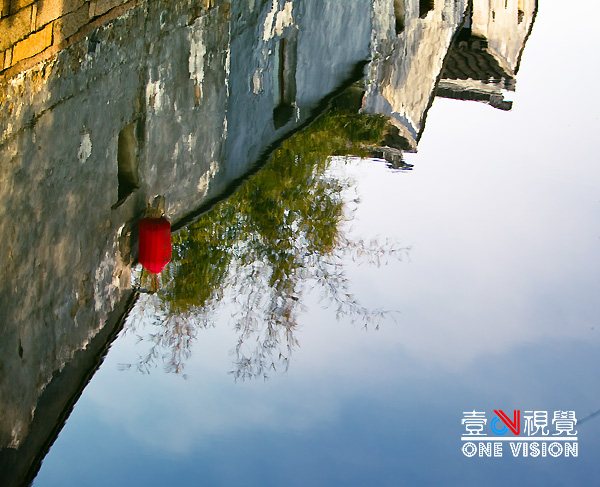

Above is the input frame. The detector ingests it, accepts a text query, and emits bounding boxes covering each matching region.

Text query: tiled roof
[441,39,516,91]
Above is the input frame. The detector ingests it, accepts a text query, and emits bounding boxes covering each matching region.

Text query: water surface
[2,0,600,486]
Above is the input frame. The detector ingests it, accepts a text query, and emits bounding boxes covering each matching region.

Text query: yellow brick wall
[0,0,140,75]
[35,0,86,30]
[11,21,52,63]
[0,6,34,51]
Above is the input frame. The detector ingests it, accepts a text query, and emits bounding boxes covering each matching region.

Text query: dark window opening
[419,0,434,18]
[273,33,298,129]
[456,6,472,42]
[394,0,405,34]
[518,0,524,23]
[116,122,139,204]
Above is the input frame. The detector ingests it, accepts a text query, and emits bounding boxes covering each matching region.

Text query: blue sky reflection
[33,1,600,485]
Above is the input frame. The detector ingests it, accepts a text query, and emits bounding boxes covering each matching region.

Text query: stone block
[11,22,52,63]
[35,0,85,29]
[0,6,33,52]
[9,0,36,15]
[3,47,12,68]
[54,3,89,42]
[0,49,4,69]
[90,0,126,18]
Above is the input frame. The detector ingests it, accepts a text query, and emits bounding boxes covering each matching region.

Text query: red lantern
[139,216,172,273]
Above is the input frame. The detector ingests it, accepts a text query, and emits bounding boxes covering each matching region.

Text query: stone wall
[363,0,469,149]
[0,0,229,475]
[1,0,125,75]
[471,0,537,73]
[0,0,222,77]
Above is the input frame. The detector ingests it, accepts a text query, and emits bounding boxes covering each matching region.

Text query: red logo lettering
[494,410,520,435]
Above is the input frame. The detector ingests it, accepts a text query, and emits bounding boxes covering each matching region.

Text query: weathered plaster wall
[363,0,468,148]
[224,0,373,181]
[472,0,537,73]
[0,0,230,462]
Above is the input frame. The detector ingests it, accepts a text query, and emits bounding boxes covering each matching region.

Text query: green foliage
[161,108,388,313]
[126,107,404,379]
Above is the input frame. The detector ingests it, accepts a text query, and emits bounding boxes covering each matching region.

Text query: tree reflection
[124,105,408,379]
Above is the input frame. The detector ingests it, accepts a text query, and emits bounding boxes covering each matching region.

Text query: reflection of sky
[34,3,600,486]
